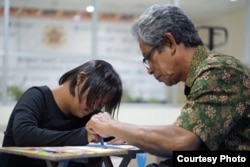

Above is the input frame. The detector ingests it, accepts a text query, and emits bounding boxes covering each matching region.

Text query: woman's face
[72,88,95,118]
[72,83,109,118]
[70,72,112,118]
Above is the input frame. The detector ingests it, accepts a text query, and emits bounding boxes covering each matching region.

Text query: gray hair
[131,4,203,48]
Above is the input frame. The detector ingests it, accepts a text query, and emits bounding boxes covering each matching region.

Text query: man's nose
[147,68,153,75]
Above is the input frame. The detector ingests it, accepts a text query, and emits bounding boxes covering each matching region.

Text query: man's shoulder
[197,53,249,74]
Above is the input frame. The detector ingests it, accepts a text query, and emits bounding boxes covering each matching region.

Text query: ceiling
[0,0,247,22]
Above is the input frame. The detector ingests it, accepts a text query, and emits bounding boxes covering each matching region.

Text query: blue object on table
[100,138,105,147]
[136,153,147,167]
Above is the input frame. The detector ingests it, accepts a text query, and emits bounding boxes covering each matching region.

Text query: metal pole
[172,0,180,7]
[171,0,180,105]
[2,0,10,104]
[91,0,99,59]
[245,0,250,66]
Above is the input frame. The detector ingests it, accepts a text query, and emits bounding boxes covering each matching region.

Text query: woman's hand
[86,130,101,143]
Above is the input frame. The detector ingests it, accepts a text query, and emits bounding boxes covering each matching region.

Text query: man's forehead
[138,39,146,48]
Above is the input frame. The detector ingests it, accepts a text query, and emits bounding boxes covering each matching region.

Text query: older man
[86,4,250,167]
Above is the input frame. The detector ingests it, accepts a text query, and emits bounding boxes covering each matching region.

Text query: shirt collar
[185,45,211,88]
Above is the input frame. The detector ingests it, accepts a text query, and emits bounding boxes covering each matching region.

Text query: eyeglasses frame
[142,45,158,69]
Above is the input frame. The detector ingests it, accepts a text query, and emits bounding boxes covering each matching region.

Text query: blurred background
[0,0,249,105]
[0,0,249,165]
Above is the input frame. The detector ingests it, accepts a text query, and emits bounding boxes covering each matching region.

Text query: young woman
[0,60,122,167]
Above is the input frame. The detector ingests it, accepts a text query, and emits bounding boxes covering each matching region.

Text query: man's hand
[86,112,115,138]
[106,138,125,145]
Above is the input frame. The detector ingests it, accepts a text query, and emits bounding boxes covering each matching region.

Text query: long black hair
[59,60,122,116]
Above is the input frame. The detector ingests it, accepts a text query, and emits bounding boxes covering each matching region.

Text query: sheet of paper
[88,142,139,150]
[1,146,128,155]
[0,145,129,161]
[62,146,122,154]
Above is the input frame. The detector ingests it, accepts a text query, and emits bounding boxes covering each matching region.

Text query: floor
[109,157,124,166]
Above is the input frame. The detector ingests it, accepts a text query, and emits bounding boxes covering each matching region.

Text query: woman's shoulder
[25,85,50,94]
[19,85,52,103]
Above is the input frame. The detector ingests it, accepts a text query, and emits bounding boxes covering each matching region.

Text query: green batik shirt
[176,45,250,150]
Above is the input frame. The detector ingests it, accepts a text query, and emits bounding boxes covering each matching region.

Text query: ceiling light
[86,6,94,13]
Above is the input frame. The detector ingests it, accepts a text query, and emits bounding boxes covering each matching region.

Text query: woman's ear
[164,32,176,55]
[76,72,86,85]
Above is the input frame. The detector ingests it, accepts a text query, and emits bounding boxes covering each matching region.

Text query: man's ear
[76,72,86,85]
[164,32,176,55]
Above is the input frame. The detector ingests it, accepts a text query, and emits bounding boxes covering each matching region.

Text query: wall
[0,16,168,103]
[198,7,247,60]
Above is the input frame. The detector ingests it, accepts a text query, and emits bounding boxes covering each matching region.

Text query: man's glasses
[142,46,158,69]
